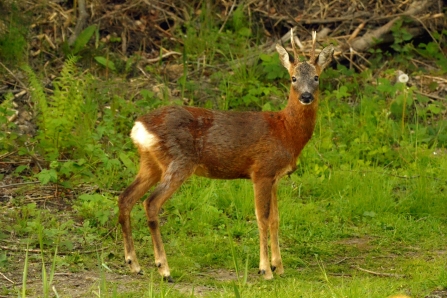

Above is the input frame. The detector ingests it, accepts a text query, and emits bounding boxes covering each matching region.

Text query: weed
[62,25,97,56]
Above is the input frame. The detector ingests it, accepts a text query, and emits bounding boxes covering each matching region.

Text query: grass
[5,157,447,297]
[1,4,447,298]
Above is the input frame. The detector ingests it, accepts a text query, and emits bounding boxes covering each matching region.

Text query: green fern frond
[48,55,85,151]
[23,56,87,155]
[22,64,48,131]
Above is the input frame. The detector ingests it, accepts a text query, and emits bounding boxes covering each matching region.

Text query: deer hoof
[259,269,274,279]
[271,266,276,272]
[163,275,174,283]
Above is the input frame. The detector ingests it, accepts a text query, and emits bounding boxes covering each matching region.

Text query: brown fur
[118,31,334,281]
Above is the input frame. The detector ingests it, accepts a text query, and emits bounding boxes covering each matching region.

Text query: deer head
[276,29,334,105]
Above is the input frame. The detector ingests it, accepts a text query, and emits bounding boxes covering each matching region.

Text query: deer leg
[269,181,284,275]
[143,162,192,282]
[253,178,274,280]
[118,155,161,274]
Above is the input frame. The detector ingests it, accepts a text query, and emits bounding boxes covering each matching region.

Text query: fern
[48,55,84,150]
[24,56,86,156]
[22,64,48,131]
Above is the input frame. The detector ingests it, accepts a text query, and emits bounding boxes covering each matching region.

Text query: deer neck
[281,88,319,152]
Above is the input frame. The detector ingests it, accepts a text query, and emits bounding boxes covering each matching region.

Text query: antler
[291,29,317,63]
[290,28,299,63]
[309,31,317,63]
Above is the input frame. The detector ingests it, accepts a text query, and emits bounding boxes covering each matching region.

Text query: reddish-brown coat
[118,31,334,281]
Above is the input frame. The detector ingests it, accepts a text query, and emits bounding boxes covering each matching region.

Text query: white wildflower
[396,70,409,84]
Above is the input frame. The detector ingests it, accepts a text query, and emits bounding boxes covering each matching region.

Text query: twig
[351,265,405,278]
[53,272,73,276]
[414,90,446,102]
[420,75,447,84]
[301,13,370,24]
[137,65,149,78]
[145,51,182,63]
[253,9,370,25]
[0,245,109,255]
[142,0,182,24]
[0,272,15,284]
[341,53,363,72]
[68,0,89,46]
[0,61,28,90]
[412,16,443,53]
[219,0,237,33]
[0,246,42,253]
[348,22,365,42]
[329,272,352,277]
[349,48,372,66]
[0,89,25,94]
[334,257,349,265]
[0,151,17,160]
[81,246,110,254]
[0,181,40,189]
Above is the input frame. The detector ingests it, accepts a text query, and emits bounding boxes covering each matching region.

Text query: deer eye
[292,77,297,82]
[314,76,319,81]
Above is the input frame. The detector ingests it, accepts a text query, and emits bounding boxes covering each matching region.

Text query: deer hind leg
[143,161,193,282]
[118,153,162,274]
[253,177,274,280]
[269,181,284,275]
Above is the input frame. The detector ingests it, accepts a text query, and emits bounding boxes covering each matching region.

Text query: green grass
[5,158,447,297]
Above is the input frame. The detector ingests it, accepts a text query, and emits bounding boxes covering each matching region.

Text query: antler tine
[309,31,317,63]
[290,28,299,62]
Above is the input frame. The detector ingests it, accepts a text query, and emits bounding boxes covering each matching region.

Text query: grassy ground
[1,5,447,298]
[2,163,447,297]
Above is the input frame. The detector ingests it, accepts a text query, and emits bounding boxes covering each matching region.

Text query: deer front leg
[253,178,274,280]
[269,181,284,275]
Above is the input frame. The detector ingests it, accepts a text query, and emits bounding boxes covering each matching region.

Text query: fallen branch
[345,0,431,53]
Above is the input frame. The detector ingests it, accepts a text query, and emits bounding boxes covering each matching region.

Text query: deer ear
[276,44,291,70]
[316,44,334,71]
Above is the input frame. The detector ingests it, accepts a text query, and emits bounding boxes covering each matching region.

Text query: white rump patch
[131,121,158,149]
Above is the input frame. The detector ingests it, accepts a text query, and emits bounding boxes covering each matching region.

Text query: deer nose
[300,92,314,104]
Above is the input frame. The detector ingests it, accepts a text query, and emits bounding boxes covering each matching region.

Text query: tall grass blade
[20,244,29,298]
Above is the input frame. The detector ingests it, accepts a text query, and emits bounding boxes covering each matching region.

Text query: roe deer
[118,30,334,281]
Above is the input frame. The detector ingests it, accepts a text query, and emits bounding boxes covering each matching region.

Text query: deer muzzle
[300,92,314,105]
